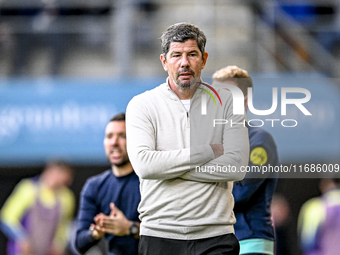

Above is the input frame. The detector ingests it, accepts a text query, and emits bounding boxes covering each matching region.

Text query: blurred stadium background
[0,0,339,254]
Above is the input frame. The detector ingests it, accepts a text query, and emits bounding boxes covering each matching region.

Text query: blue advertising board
[0,77,161,166]
[247,77,340,163]
[0,76,339,166]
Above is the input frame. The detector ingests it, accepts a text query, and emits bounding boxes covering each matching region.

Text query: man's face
[160,39,208,89]
[53,168,73,188]
[44,166,73,190]
[103,121,129,167]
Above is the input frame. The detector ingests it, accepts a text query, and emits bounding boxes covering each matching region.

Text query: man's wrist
[89,225,102,240]
[128,222,139,238]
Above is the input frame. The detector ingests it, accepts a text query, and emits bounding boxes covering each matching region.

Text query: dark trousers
[139,233,239,255]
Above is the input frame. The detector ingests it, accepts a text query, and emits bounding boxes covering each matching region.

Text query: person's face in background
[160,39,208,90]
[43,165,73,190]
[103,120,129,167]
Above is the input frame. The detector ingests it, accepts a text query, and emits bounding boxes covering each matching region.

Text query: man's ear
[201,52,208,69]
[160,54,168,72]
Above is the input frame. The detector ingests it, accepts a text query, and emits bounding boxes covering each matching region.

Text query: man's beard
[113,158,130,167]
[175,69,197,88]
[107,155,130,167]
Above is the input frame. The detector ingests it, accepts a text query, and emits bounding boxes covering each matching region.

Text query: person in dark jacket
[212,66,279,255]
[75,113,140,255]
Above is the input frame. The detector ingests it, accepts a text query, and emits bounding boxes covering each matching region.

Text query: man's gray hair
[160,22,206,60]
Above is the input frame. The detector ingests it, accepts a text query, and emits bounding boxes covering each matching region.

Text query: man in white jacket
[126,22,249,255]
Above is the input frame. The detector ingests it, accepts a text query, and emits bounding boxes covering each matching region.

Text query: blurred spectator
[271,193,294,255]
[0,160,75,255]
[75,113,140,255]
[298,178,340,255]
[212,65,279,255]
